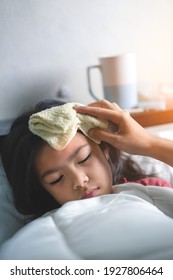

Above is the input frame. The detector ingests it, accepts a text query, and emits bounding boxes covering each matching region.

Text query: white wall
[0,0,173,119]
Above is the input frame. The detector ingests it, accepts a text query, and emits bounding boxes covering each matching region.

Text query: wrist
[146,135,173,166]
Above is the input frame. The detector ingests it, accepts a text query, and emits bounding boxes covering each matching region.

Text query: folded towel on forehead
[28,102,108,150]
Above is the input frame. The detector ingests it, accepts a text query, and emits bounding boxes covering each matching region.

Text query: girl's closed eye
[78,153,91,164]
[50,175,64,185]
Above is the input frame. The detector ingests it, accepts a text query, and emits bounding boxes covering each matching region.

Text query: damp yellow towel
[28,102,108,150]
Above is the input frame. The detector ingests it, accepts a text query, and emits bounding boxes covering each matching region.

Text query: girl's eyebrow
[40,144,88,180]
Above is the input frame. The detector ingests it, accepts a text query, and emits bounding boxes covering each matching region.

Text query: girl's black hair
[1,99,148,218]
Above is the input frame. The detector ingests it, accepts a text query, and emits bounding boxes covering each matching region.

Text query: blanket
[1,183,173,260]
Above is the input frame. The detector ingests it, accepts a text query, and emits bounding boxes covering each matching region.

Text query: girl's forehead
[38,132,93,159]
[35,133,95,174]
[64,132,91,150]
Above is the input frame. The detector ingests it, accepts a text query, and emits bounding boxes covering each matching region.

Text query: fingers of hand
[74,102,123,123]
[88,99,121,111]
[89,128,120,146]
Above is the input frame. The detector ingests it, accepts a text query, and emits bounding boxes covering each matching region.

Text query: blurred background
[1,0,173,120]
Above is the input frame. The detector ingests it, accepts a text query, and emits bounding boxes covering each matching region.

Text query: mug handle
[87,65,101,101]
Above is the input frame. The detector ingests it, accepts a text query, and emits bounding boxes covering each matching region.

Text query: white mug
[87,53,138,109]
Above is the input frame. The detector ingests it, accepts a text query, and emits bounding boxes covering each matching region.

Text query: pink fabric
[123,177,172,188]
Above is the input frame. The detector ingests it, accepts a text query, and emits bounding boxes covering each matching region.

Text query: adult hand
[74,100,154,156]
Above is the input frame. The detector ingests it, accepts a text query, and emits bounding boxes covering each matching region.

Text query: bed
[1,121,173,260]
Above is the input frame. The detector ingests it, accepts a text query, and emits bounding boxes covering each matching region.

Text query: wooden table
[131,109,173,127]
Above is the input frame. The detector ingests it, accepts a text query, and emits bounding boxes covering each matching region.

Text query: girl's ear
[103,148,110,160]
[99,142,110,161]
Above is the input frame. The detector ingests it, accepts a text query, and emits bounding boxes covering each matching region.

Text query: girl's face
[35,133,113,205]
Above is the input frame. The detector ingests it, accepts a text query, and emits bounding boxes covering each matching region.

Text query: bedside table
[131,109,173,127]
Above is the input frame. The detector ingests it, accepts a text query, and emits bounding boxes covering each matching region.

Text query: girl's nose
[73,185,88,192]
[71,170,89,191]
[73,185,82,191]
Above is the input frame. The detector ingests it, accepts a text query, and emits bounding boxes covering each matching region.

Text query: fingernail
[73,105,78,110]
[73,105,84,110]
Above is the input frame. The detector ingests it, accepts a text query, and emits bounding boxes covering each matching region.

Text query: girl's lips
[82,188,98,199]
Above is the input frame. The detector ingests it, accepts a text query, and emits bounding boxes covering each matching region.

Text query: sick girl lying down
[1,99,172,219]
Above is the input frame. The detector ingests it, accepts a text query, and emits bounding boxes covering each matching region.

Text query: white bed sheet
[1,183,173,260]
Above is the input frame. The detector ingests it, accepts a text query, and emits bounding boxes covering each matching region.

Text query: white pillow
[0,161,28,248]
[129,154,173,185]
